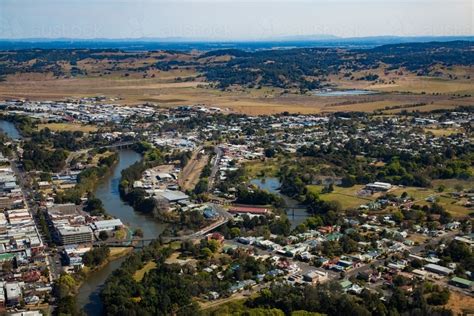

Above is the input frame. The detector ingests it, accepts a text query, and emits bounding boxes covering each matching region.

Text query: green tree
[230,227,241,238]
[99,231,109,241]
[201,247,213,258]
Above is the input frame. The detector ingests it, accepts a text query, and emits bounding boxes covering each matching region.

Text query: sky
[1,0,472,40]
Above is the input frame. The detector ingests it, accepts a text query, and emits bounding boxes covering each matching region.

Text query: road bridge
[93,204,233,247]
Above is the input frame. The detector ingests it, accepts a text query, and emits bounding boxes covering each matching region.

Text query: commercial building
[5,282,21,307]
[58,226,93,245]
[365,182,392,192]
[449,276,473,289]
[424,263,454,276]
[228,206,269,215]
[0,286,4,308]
[90,219,123,232]
[0,196,15,209]
[155,190,190,203]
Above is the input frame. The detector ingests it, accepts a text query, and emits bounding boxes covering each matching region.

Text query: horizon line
[1,35,473,43]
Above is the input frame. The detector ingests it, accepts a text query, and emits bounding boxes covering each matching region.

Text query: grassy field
[307,185,375,210]
[393,180,472,217]
[423,127,463,137]
[436,196,470,217]
[391,187,434,201]
[384,182,472,217]
[307,182,472,217]
[431,179,473,191]
[109,247,133,259]
[243,159,280,178]
[132,261,157,282]
[333,67,474,95]
[91,150,116,165]
[36,123,98,133]
[371,76,474,95]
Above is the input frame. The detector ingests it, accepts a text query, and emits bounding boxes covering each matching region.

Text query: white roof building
[90,219,124,232]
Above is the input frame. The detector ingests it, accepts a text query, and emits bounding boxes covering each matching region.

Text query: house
[340,280,352,291]
[303,270,328,284]
[348,284,364,294]
[412,269,428,280]
[203,207,218,219]
[156,173,173,181]
[454,236,474,246]
[388,262,406,271]
[207,232,225,244]
[337,259,353,270]
[318,226,335,234]
[229,280,257,293]
[207,291,219,300]
[357,271,373,281]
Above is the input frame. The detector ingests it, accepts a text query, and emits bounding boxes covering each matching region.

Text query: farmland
[1,42,473,115]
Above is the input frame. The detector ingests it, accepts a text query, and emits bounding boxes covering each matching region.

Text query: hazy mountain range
[0,35,472,51]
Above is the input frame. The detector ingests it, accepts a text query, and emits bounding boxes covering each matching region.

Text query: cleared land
[36,123,98,133]
[133,261,157,282]
[423,127,463,137]
[1,46,472,115]
[392,180,473,217]
[308,182,472,217]
[444,291,474,316]
[243,159,280,178]
[1,71,473,115]
[307,185,375,210]
[179,148,208,191]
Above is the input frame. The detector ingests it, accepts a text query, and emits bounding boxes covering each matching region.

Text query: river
[0,120,166,314]
[76,149,167,315]
[250,177,310,228]
[0,120,22,140]
[313,89,379,97]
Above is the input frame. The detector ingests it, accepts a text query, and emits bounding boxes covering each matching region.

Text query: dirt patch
[444,291,474,315]
[179,147,208,191]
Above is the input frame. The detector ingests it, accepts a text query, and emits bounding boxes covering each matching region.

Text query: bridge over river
[93,208,232,248]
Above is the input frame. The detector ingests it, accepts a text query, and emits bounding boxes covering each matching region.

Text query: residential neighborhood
[0,98,472,315]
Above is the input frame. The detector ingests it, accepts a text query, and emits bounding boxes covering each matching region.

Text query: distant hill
[0,40,472,91]
[201,41,474,89]
[0,35,473,51]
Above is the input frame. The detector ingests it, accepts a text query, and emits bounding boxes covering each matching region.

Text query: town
[0,96,472,315]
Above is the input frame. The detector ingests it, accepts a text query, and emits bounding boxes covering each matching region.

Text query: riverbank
[0,119,22,140]
[55,150,119,205]
[250,177,310,228]
[80,247,134,281]
[73,247,134,315]
[0,113,37,138]
[77,149,168,315]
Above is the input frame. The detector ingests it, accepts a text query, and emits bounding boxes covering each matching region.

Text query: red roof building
[228,206,269,215]
[207,232,225,244]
